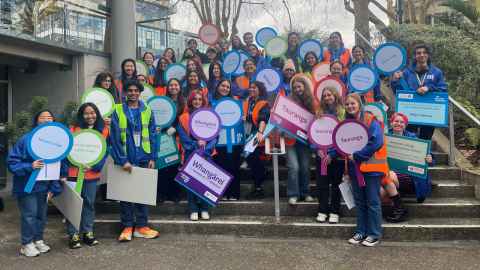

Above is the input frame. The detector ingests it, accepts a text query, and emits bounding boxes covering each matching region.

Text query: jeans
[120,202,148,228]
[316,159,344,214]
[246,147,266,189]
[349,166,383,239]
[66,180,98,236]
[286,143,311,198]
[187,191,209,213]
[17,192,48,245]
[215,146,242,199]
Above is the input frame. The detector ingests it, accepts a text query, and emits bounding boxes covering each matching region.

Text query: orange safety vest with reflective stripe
[242,99,269,127]
[155,86,167,96]
[363,90,375,103]
[67,126,109,180]
[235,75,250,90]
[322,48,351,74]
[359,112,389,176]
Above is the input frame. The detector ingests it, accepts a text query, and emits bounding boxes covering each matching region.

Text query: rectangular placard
[395,90,449,127]
[269,95,315,144]
[107,165,158,206]
[157,133,181,169]
[386,134,431,179]
[175,151,233,206]
[52,182,83,231]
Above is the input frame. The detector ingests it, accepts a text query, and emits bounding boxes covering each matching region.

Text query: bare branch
[370,0,396,20]
[215,0,221,28]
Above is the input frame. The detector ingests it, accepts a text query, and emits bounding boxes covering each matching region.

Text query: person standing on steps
[114,58,138,102]
[110,80,159,242]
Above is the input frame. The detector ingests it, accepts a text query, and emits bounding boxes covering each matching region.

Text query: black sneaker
[348,233,365,245]
[69,234,82,249]
[361,236,380,247]
[83,232,99,246]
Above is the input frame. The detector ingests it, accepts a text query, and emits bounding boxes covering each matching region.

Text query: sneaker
[201,211,210,220]
[20,242,40,257]
[228,197,238,201]
[118,227,133,242]
[328,213,339,224]
[83,232,99,246]
[348,233,365,245]
[361,236,380,247]
[304,195,315,202]
[69,234,82,249]
[288,197,298,205]
[34,240,50,253]
[190,212,199,221]
[133,226,159,239]
[316,212,327,223]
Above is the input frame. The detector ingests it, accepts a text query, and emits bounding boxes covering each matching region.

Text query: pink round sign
[312,63,331,82]
[332,119,369,155]
[308,115,339,149]
[314,76,346,103]
[189,108,221,141]
[199,24,221,46]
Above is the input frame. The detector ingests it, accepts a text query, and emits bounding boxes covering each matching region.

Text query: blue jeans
[120,202,148,228]
[349,168,383,239]
[17,192,48,245]
[187,191,209,213]
[66,180,98,236]
[286,143,311,198]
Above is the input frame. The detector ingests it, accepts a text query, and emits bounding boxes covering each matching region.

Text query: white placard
[339,181,356,209]
[107,165,158,206]
[52,182,84,231]
[36,161,60,181]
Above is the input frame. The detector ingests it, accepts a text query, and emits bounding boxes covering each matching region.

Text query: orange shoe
[133,226,159,239]
[118,227,133,242]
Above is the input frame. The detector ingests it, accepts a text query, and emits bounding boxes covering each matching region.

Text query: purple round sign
[308,115,339,149]
[332,119,369,156]
[189,108,221,141]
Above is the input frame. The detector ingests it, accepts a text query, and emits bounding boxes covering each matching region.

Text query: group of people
[6,29,447,256]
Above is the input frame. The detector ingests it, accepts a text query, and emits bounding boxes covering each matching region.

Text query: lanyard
[416,72,427,87]
[127,106,139,131]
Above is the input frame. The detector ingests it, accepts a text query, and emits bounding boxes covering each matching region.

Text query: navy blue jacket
[390,63,447,94]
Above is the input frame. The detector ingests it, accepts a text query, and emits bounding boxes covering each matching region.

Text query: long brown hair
[290,75,316,114]
[317,86,344,118]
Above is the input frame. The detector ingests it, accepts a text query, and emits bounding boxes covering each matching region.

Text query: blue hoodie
[177,112,217,158]
[390,63,447,94]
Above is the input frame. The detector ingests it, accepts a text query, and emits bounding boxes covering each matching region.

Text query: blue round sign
[222,50,241,75]
[213,97,243,128]
[347,64,378,94]
[254,68,283,93]
[27,122,73,163]
[373,42,407,75]
[232,51,251,76]
[147,96,177,128]
[255,27,277,48]
[163,63,187,82]
[297,39,323,61]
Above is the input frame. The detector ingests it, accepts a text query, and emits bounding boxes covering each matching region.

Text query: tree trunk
[354,0,371,48]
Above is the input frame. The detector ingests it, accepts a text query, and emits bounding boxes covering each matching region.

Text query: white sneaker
[201,211,210,220]
[288,197,298,205]
[190,212,199,221]
[20,243,40,257]
[304,195,315,202]
[328,213,339,224]
[34,240,51,253]
[316,212,328,223]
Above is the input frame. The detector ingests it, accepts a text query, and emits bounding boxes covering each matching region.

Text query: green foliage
[29,96,49,116]
[5,96,48,144]
[465,128,480,148]
[60,101,78,127]
[441,0,479,24]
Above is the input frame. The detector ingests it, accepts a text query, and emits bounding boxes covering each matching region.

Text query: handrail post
[448,102,455,166]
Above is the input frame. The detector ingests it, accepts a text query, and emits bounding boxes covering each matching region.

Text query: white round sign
[190,109,221,141]
[312,63,331,82]
[255,68,282,93]
[265,37,288,58]
[81,88,115,117]
[140,84,155,104]
[374,42,407,74]
[164,64,186,82]
[69,130,106,166]
[214,98,242,127]
[348,65,377,94]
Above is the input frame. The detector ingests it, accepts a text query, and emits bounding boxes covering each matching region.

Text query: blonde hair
[344,93,363,117]
[317,87,344,118]
[290,75,316,114]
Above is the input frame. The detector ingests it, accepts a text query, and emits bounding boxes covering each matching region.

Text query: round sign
[308,115,339,149]
[265,37,288,58]
[136,60,148,76]
[222,50,241,75]
[298,39,323,61]
[189,108,221,141]
[373,42,407,75]
[232,51,250,76]
[68,129,107,167]
[199,23,221,46]
[312,63,331,82]
[164,63,187,82]
[255,68,283,93]
[364,103,387,126]
[81,87,115,117]
[332,120,369,156]
[27,122,73,163]
[147,96,177,128]
[314,76,346,102]
[213,98,242,127]
[255,27,277,48]
[348,64,378,94]
[140,84,155,104]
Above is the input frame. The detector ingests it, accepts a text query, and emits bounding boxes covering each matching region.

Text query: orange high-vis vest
[179,112,190,136]
[67,126,109,180]
[235,75,250,91]
[155,86,167,96]
[242,99,269,127]
[359,112,389,176]
[322,48,351,74]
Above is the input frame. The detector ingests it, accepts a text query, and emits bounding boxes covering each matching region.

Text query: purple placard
[269,95,315,144]
[308,115,339,149]
[174,151,233,206]
[332,119,369,156]
[189,108,221,141]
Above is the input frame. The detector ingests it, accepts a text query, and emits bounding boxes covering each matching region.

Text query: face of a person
[207,51,217,61]
[124,61,135,76]
[159,59,168,70]
[244,60,256,74]
[168,80,180,96]
[188,40,197,50]
[330,63,343,77]
[188,72,199,85]
[232,37,241,47]
[306,53,317,66]
[83,106,97,126]
[345,97,360,115]
[293,81,305,96]
[353,47,364,62]
[137,75,146,84]
[191,94,203,109]
[37,111,54,125]
[283,68,295,79]
[243,33,253,45]
[213,65,221,78]
[164,49,173,60]
[218,81,231,97]
[126,86,140,103]
[391,116,406,133]
[144,54,154,66]
[288,34,299,47]
[322,89,336,105]
[329,34,341,48]
[187,60,197,71]
[415,48,429,65]
[249,46,258,57]
[100,76,112,89]
[248,83,259,98]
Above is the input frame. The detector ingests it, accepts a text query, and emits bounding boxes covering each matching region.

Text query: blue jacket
[231,75,253,99]
[254,55,270,71]
[7,133,64,197]
[390,63,447,94]
[110,101,157,166]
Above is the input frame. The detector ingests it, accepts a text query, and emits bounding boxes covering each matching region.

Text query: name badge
[134,132,141,147]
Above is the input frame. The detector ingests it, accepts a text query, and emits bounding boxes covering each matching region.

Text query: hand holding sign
[81,88,115,117]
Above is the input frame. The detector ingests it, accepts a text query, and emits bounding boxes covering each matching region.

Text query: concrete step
[85,197,480,219]
[89,214,480,241]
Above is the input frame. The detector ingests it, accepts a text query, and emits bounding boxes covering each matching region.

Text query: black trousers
[214,146,243,199]
[246,147,266,189]
[157,164,181,200]
[316,158,345,215]
[407,124,435,141]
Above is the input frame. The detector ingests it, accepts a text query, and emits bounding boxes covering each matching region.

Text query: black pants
[316,158,344,214]
[246,147,266,189]
[407,124,435,140]
[157,164,181,201]
[214,146,242,199]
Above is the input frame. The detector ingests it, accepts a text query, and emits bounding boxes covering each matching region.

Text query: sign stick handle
[226,128,233,153]
[24,169,40,193]
[75,166,85,194]
[273,154,281,223]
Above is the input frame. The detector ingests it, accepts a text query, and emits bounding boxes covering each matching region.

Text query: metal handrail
[449,96,480,126]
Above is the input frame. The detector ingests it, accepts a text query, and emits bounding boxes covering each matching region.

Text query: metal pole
[273,154,280,223]
[448,103,456,166]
